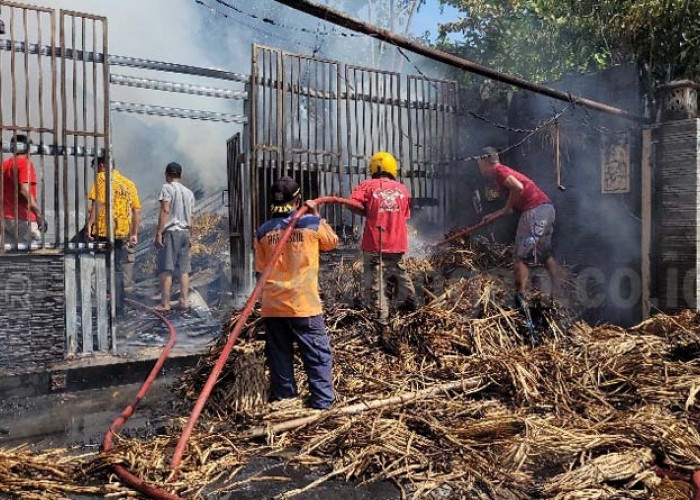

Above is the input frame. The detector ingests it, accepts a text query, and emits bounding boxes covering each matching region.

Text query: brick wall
[0,254,65,373]
[654,119,700,311]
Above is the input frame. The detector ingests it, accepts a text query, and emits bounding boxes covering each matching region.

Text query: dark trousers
[114,239,127,315]
[98,238,127,315]
[264,315,334,409]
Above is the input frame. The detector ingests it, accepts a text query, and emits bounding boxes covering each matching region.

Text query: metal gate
[0,1,112,353]
[226,132,253,302]
[247,44,459,240]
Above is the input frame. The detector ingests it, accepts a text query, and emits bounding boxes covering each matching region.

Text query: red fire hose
[103,297,180,500]
[105,198,700,499]
[104,197,363,500]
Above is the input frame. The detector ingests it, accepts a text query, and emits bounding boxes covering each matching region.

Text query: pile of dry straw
[3,237,700,499]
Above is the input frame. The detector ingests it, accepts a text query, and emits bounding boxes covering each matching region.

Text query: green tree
[436,0,700,86]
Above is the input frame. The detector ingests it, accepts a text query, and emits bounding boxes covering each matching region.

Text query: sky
[411,1,461,41]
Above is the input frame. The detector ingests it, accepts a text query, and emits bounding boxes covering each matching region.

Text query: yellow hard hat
[369,151,398,179]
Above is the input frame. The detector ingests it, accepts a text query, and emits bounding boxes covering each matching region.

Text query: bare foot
[154,304,171,312]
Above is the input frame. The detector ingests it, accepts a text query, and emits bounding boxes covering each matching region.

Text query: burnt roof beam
[271,0,648,123]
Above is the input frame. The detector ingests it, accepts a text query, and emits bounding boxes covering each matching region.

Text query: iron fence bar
[408,77,415,200]
[102,15,115,354]
[110,54,250,82]
[50,9,58,246]
[250,45,259,233]
[0,0,51,12]
[318,59,324,200]
[71,15,78,245]
[60,9,104,21]
[343,63,352,230]
[109,74,247,99]
[21,7,30,247]
[313,56,319,198]
[426,76,433,222]
[0,39,468,111]
[81,17,88,243]
[296,55,302,198]
[383,73,389,151]
[0,124,53,133]
[265,48,272,213]
[288,54,295,179]
[36,9,46,248]
[0,39,250,81]
[396,75,403,180]
[9,6,18,243]
[305,56,311,200]
[91,19,98,257]
[277,48,284,179]
[0,9,5,249]
[59,11,69,336]
[336,62,343,228]
[0,142,104,155]
[108,101,247,123]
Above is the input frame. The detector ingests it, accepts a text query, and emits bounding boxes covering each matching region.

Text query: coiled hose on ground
[103,197,363,500]
[103,297,180,500]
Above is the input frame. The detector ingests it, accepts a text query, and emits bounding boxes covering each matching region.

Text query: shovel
[430,219,490,249]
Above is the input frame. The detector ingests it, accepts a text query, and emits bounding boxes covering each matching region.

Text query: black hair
[165,162,183,178]
[480,146,499,163]
[10,134,28,145]
[371,171,395,180]
[10,134,29,153]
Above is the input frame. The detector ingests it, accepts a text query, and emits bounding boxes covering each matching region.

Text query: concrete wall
[653,119,700,311]
[0,254,65,373]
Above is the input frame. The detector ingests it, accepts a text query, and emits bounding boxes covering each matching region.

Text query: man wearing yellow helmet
[350,152,417,329]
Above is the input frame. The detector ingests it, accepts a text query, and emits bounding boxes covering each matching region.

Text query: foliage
[436,0,700,86]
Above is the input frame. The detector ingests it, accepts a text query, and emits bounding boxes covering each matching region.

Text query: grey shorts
[157,229,191,275]
[515,203,555,264]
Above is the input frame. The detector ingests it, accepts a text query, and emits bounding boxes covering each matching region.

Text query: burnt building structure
[0,0,698,375]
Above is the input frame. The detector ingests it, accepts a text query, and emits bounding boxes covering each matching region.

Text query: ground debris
[2,239,700,499]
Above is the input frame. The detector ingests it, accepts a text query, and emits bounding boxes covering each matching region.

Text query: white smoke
[1,0,451,205]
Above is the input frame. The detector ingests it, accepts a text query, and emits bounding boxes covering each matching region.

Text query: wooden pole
[242,377,483,439]
[271,0,648,124]
[641,128,653,318]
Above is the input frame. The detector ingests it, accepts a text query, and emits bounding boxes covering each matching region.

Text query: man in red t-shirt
[350,152,416,330]
[477,147,562,306]
[2,135,45,246]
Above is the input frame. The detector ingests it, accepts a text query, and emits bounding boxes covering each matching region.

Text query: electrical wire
[194,0,320,51]
[209,0,367,38]
[456,104,575,163]
[197,0,578,164]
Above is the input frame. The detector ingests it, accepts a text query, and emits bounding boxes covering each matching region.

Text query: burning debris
[2,238,699,499]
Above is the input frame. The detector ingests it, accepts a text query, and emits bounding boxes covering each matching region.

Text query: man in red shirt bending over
[2,134,45,246]
[350,152,417,331]
[477,146,562,309]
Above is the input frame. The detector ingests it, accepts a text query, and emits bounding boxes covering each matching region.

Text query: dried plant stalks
[243,377,484,440]
[4,238,700,499]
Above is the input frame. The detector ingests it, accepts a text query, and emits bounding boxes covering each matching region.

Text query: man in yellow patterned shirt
[87,156,141,316]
